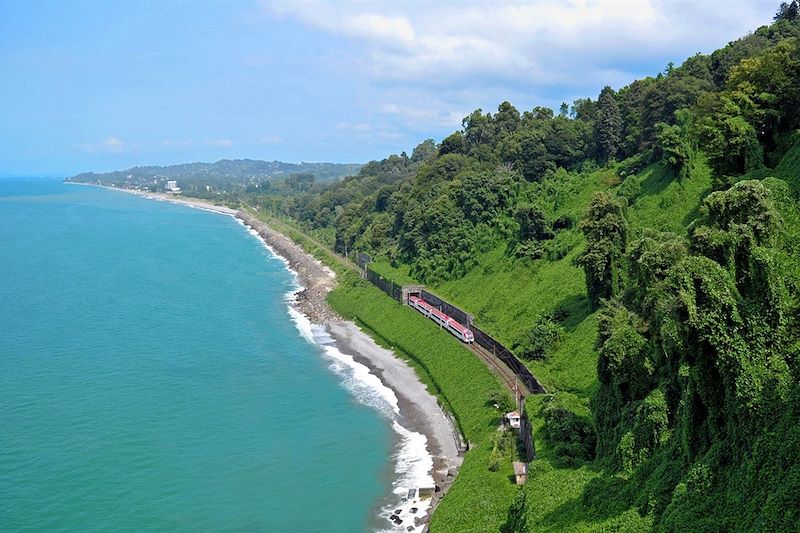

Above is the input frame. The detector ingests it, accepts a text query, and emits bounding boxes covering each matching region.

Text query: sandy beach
[87,185,463,530]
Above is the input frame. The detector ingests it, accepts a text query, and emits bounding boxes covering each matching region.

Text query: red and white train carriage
[408,295,475,343]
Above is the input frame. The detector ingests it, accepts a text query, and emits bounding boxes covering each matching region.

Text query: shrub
[542,398,598,464]
[518,315,563,360]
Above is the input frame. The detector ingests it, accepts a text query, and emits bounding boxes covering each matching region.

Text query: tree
[518,314,562,360]
[727,39,800,148]
[494,101,521,138]
[456,169,512,224]
[439,131,467,155]
[462,109,495,148]
[654,119,692,179]
[578,192,628,309]
[285,173,314,192]
[694,92,764,177]
[411,139,438,162]
[401,189,475,282]
[774,1,799,21]
[515,128,553,181]
[595,86,623,163]
[515,204,552,241]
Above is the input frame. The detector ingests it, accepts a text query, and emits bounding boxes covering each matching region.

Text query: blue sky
[0,0,776,176]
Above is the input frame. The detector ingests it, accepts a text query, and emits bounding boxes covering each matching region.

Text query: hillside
[65,159,362,197]
[200,8,800,532]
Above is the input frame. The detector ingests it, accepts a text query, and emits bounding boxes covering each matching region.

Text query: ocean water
[0,178,405,531]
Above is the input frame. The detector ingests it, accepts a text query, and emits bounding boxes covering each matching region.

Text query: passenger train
[408,295,475,343]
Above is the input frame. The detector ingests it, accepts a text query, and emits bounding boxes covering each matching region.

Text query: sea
[0,178,430,532]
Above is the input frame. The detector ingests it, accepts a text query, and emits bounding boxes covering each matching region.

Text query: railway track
[240,206,532,399]
[470,343,530,399]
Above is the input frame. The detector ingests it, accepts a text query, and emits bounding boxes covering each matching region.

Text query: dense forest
[232,6,799,532]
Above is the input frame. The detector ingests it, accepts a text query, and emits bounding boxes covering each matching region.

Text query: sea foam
[240,220,435,532]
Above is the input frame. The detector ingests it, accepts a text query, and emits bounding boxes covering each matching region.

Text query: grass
[774,133,800,193]
[367,260,419,285]
[244,153,784,531]
[326,276,521,532]
[623,158,713,235]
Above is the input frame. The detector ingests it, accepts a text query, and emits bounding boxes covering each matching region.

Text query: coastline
[237,211,463,531]
[84,184,463,531]
[67,184,240,217]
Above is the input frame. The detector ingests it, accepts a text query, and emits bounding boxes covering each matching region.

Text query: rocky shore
[236,212,342,323]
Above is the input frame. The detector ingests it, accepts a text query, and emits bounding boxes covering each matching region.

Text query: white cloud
[256,134,283,144]
[336,122,372,132]
[162,138,195,148]
[261,0,774,155]
[76,136,136,153]
[379,102,465,128]
[343,14,415,46]
[205,139,234,148]
[262,0,774,87]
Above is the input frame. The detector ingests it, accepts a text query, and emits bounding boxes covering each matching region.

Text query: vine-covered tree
[578,192,628,309]
[654,113,693,179]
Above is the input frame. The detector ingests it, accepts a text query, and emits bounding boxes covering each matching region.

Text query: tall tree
[493,101,521,138]
[774,1,799,21]
[595,86,623,163]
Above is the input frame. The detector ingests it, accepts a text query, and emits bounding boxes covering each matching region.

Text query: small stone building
[505,410,521,429]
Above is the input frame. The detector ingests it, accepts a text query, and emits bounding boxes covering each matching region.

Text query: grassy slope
[505,160,715,531]
[359,158,717,530]
[327,277,519,532]
[625,157,713,235]
[774,133,800,193]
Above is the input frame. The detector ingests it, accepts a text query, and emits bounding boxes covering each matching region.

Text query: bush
[518,315,563,360]
[617,176,642,203]
[489,389,516,412]
[513,240,545,260]
[553,214,575,230]
[542,397,597,464]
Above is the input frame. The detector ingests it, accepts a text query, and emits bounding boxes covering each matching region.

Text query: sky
[0,0,777,176]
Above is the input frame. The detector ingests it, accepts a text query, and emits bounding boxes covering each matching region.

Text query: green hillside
[219,8,800,532]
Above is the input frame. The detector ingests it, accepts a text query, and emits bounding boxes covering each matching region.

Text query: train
[408,295,475,343]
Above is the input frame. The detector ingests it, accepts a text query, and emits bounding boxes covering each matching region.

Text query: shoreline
[326,322,463,523]
[82,183,463,531]
[67,183,240,216]
[238,211,463,530]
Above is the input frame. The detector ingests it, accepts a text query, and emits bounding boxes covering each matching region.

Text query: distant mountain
[65,159,363,194]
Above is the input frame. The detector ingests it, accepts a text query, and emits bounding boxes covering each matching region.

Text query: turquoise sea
[0,178,396,531]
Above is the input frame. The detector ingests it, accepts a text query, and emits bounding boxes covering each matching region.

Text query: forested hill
[235,7,800,531]
[65,159,362,196]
